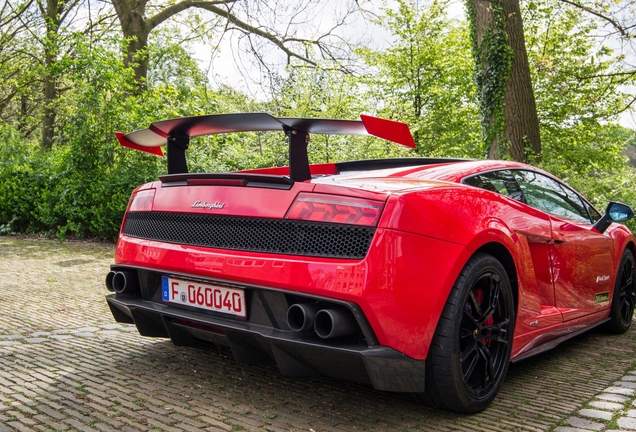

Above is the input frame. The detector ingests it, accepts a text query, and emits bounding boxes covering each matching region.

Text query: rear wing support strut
[168,135,190,175]
[285,127,311,182]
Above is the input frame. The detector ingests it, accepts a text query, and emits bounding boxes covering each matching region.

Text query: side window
[513,171,591,223]
[464,170,527,204]
[583,200,602,223]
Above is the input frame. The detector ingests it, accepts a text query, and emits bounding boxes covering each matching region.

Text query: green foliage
[270,65,414,163]
[358,0,482,158]
[622,129,636,167]
[524,1,632,130]
[0,3,43,134]
[0,33,206,240]
[539,124,636,231]
[0,125,49,234]
[522,0,636,215]
[183,85,282,172]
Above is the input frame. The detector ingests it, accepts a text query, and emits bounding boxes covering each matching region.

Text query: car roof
[339,159,535,183]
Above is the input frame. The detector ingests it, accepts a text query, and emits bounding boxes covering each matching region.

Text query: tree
[499,0,542,161]
[271,65,372,163]
[555,0,636,116]
[0,0,37,133]
[524,0,633,130]
[506,0,636,224]
[111,0,361,87]
[465,0,542,162]
[0,0,113,149]
[38,0,83,149]
[358,0,481,157]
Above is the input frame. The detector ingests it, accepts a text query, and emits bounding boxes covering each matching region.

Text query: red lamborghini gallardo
[105,113,635,413]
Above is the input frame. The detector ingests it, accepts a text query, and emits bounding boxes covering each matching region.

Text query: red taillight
[127,189,155,212]
[286,193,384,226]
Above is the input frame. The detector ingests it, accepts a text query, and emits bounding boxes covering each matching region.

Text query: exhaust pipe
[112,271,138,294]
[105,271,117,292]
[287,303,321,332]
[314,309,357,339]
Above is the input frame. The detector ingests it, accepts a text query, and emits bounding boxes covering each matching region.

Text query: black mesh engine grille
[123,212,375,259]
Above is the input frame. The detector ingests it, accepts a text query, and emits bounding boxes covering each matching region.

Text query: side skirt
[511,318,610,363]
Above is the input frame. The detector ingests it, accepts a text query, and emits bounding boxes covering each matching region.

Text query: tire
[413,253,515,413]
[605,249,635,334]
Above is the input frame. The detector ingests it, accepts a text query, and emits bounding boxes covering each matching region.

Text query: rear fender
[381,190,535,358]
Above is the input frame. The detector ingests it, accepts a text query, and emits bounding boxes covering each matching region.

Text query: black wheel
[412,253,515,413]
[605,249,635,334]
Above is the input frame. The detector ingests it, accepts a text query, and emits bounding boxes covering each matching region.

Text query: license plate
[161,277,246,318]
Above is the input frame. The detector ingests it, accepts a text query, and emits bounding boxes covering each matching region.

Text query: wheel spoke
[461,342,479,382]
[622,260,634,288]
[461,338,478,361]
[468,290,482,317]
[482,318,510,344]
[622,279,633,293]
[461,326,475,346]
[477,343,495,390]
[463,305,481,328]
[480,275,501,324]
[482,318,509,331]
[621,295,635,324]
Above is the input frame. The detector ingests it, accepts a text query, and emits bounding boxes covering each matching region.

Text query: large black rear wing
[116,113,415,181]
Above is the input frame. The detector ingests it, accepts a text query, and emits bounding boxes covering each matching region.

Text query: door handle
[548,238,565,244]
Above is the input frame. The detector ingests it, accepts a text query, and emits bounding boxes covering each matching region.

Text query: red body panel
[151,181,315,218]
[114,159,635,362]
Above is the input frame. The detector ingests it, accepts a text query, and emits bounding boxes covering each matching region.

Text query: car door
[513,170,613,321]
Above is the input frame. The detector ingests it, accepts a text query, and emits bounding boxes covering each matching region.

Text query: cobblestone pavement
[1,237,636,432]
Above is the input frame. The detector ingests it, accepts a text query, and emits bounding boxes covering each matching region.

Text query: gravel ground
[1,236,635,431]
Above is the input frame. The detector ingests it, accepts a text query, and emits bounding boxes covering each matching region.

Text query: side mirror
[593,202,634,234]
[608,202,633,222]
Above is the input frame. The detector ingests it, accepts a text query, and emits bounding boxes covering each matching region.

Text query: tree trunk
[467,0,509,159]
[501,0,541,162]
[41,65,55,149]
[467,0,542,163]
[112,0,150,87]
[18,94,29,135]
[40,0,60,150]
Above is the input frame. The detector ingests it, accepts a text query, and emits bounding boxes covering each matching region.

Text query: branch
[147,0,237,30]
[59,0,83,24]
[576,70,636,80]
[1,0,34,27]
[616,95,636,117]
[186,2,318,66]
[557,0,628,37]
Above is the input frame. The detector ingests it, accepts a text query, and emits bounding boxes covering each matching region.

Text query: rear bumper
[106,270,426,393]
[114,229,466,360]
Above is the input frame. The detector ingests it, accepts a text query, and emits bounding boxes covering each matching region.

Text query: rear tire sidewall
[427,253,515,413]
